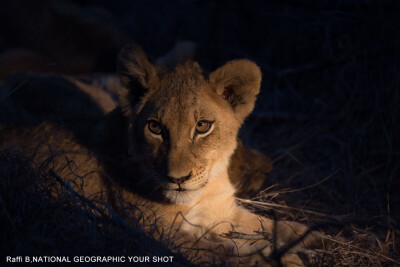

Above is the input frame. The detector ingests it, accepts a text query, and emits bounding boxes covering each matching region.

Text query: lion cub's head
[118,44,261,204]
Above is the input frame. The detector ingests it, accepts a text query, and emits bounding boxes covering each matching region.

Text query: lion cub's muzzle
[164,166,208,191]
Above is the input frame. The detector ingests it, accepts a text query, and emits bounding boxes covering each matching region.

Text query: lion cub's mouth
[167,184,205,192]
[163,178,208,204]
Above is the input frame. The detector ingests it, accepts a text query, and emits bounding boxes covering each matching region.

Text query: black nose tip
[167,171,192,185]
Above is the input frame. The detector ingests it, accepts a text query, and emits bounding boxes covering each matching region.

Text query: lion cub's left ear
[117,44,158,116]
[209,59,261,123]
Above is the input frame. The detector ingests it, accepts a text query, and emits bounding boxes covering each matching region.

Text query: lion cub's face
[118,45,261,204]
[132,74,239,204]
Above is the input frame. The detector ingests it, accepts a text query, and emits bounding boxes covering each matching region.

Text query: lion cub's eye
[148,120,162,135]
[195,120,212,134]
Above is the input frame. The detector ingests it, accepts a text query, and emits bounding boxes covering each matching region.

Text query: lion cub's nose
[167,171,192,185]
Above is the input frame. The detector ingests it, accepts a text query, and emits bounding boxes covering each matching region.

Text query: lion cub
[112,44,319,263]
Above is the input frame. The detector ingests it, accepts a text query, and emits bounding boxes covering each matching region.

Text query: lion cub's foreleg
[228,206,319,248]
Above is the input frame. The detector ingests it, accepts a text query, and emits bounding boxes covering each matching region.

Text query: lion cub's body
[0,45,318,265]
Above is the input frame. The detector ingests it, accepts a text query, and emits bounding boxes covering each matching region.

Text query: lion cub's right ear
[209,59,262,123]
[118,44,158,116]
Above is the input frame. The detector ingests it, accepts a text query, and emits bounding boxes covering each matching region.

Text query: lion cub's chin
[164,188,203,204]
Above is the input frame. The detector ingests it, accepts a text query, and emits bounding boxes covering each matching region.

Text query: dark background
[0,0,399,265]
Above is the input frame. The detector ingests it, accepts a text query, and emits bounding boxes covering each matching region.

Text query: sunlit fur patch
[164,188,203,204]
[208,149,234,181]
